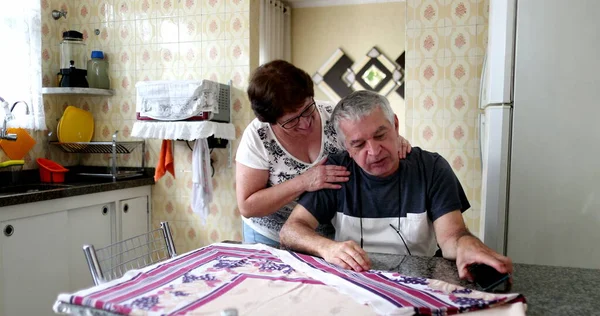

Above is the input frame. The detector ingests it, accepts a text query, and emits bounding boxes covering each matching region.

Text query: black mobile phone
[468,263,511,292]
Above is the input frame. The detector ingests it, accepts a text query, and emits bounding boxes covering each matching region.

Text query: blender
[59,30,89,88]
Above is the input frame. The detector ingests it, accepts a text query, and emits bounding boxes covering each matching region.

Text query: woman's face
[275,98,318,136]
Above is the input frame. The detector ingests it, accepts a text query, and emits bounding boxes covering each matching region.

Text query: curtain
[0,0,44,130]
[259,0,291,65]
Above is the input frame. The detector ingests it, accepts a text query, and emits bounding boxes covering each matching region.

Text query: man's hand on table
[455,235,513,281]
[320,240,372,272]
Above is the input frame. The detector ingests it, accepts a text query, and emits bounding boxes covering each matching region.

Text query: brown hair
[247,60,314,124]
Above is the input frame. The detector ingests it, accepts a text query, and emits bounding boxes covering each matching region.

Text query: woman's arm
[236,162,307,218]
[236,158,350,218]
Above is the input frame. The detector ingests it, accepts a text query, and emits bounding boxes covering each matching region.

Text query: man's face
[340,106,400,177]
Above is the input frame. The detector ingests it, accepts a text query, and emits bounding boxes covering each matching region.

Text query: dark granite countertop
[370,253,600,315]
[0,167,155,207]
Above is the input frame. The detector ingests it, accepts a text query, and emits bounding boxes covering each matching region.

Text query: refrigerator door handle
[479,52,488,110]
[478,111,485,164]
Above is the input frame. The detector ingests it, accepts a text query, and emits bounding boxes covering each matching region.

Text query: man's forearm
[280,221,333,257]
[439,228,474,260]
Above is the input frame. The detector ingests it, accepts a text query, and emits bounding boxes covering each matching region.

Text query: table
[370,253,600,315]
[53,243,529,316]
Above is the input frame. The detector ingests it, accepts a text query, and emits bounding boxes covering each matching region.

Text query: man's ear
[394,115,399,133]
[347,146,354,158]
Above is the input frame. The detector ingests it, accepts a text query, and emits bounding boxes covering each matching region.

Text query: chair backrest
[83,221,177,285]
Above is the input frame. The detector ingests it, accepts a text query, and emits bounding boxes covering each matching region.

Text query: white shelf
[42,87,115,96]
[131,120,236,141]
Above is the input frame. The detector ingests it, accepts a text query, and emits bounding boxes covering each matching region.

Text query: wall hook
[51,9,67,20]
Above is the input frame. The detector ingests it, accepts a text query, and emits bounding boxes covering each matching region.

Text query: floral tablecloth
[54,243,526,316]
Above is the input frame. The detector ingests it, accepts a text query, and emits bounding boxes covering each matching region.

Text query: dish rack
[49,131,145,182]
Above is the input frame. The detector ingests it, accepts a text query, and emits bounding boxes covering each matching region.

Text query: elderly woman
[236,60,410,247]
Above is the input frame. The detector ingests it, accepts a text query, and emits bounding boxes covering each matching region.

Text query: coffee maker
[59,30,88,88]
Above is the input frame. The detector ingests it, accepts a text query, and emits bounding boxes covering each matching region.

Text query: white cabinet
[67,203,115,291]
[0,185,151,316]
[0,212,70,316]
[119,196,148,241]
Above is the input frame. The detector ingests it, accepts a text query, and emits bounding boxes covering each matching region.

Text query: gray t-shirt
[298,147,470,256]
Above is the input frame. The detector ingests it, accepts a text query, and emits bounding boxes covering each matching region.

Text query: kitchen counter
[370,253,600,315]
[0,167,155,207]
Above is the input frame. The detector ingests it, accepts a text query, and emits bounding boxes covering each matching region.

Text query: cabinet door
[119,196,149,271]
[67,203,114,291]
[0,211,70,316]
[120,196,148,241]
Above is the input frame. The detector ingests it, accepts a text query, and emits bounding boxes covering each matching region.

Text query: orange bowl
[36,158,69,183]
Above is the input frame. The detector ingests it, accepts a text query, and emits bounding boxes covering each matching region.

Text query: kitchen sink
[0,183,73,196]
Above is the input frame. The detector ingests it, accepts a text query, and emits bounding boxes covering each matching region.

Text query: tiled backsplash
[405,0,488,236]
[33,0,253,253]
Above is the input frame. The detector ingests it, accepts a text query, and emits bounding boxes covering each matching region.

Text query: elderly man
[279,90,512,281]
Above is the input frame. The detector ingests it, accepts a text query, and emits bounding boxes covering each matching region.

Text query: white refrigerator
[479,0,600,269]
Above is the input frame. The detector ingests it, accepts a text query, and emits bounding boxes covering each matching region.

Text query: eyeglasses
[278,99,317,129]
[357,218,412,256]
[389,224,412,256]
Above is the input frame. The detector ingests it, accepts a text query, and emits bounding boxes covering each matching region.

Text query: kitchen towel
[154,139,175,182]
[192,138,213,224]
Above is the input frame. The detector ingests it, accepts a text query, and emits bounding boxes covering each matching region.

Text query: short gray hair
[331,90,395,148]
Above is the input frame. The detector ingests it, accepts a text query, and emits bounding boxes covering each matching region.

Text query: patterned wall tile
[203,13,226,40]
[227,11,249,39]
[203,0,226,14]
[227,39,249,66]
[135,19,157,45]
[229,66,249,88]
[443,87,477,119]
[416,0,444,28]
[134,0,157,19]
[418,28,445,59]
[114,21,136,47]
[113,45,136,71]
[444,57,482,88]
[445,119,474,149]
[227,0,246,12]
[476,24,488,54]
[156,67,181,80]
[405,27,420,59]
[158,43,181,69]
[414,58,443,90]
[446,25,477,57]
[157,0,180,17]
[96,0,115,23]
[181,0,203,15]
[114,0,136,21]
[109,69,135,96]
[447,0,475,26]
[476,0,488,26]
[202,40,226,67]
[415,89,444,119]
[447,148,471,179]
[179,16,203,42]
[157,17,179,43]
[413,118,444,148]
[407,0,489,233]
[135,44,158,69]
[179,42,203,68]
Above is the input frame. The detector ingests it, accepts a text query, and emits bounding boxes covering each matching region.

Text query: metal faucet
[0,98,30,141]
